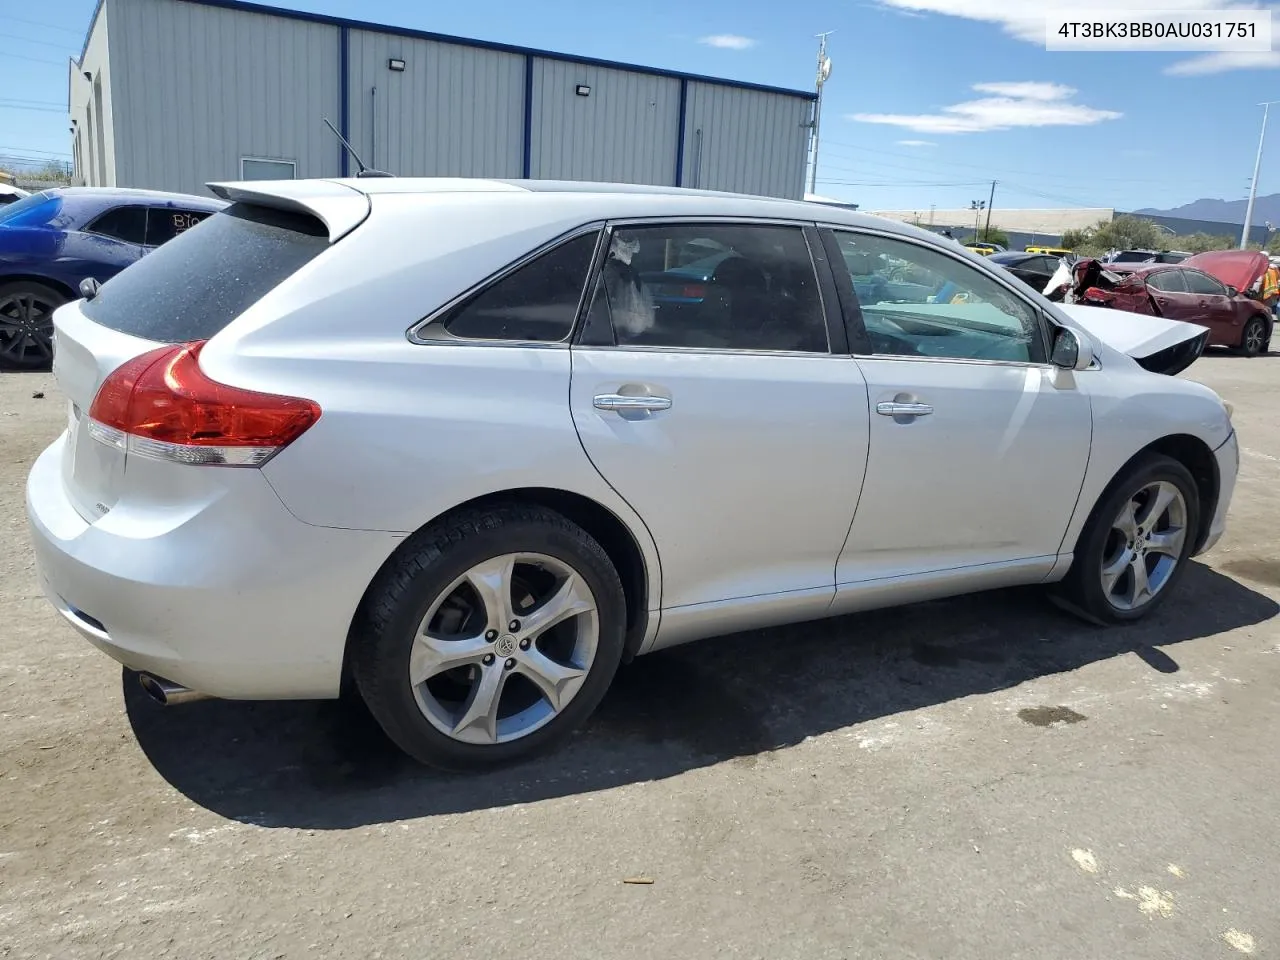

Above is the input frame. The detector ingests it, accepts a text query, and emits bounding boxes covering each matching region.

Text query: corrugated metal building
[68,0,816,199]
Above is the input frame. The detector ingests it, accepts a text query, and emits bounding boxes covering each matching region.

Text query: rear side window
[144,207,215,246]
[82,203,328,343]
[437,231,599,342]
[86,205,147,245]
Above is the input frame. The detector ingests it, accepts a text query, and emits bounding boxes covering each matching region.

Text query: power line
[0,104,65,114]
[0,98,65,107]
[1,51,66,67]
[821,138,1190,187]
[0,31,76,49]
[0,14,83,36]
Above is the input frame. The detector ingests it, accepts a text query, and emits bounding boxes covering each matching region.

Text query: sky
[4,0,1280,215]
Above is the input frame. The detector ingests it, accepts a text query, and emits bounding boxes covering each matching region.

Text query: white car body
[27,179,1237,715]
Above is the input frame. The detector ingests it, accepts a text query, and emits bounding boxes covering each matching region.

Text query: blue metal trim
[76,0,107,64]
[674,78,688,187]
[339,25,350,177]
[167,0,817,101]
[522,54,534,179]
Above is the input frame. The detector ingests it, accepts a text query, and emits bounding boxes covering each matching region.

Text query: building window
[240,157,297,181]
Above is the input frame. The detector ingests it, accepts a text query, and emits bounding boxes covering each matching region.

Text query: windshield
[0,192,59,227]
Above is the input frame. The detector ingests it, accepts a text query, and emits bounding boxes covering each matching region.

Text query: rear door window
[1146,270,1188,293]
[579,223,829,353]
[82,203,328,343]
[85,205,147,245]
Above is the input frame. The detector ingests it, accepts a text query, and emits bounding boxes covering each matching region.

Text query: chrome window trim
[407,221,607,346]
[818,221,1057,364]
[580,217,835,356]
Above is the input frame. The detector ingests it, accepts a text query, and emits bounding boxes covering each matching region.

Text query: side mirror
[79,277,101,301]
[1051,326,1094,371]
[1226,285,1239,298]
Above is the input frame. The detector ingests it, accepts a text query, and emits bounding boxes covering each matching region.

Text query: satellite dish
[818,57,832,84]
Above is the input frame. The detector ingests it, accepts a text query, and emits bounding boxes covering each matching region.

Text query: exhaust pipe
[138,672,212,706]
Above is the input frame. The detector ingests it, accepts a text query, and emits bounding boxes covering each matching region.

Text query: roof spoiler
[205,179,371,241]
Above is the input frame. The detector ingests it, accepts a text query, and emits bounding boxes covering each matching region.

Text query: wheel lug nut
[482,653,495,665]
[504,658,516,670]
[519,638,531,650]
[485,630,497,641]
[508,619,520,631]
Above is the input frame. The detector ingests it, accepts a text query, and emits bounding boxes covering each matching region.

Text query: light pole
[1242,101,1279,249]
[807,32,833,197]
[970,199,986,240]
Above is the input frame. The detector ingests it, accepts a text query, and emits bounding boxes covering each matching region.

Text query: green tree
[977,226,1010,248]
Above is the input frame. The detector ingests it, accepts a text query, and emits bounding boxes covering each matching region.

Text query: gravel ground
[2,354,1278,960]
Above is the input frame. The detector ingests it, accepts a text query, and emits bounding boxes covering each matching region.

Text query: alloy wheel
[0,291,56,369]
[1100,480,1188,612]
[409,552,599,745]
[1244,321,1265,355]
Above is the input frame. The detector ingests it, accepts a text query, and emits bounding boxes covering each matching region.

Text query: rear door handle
[593,394,672,413]
[876,401,933,418]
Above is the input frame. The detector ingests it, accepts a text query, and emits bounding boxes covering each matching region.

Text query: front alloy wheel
[1052,453,1200,624]
[1239,317,1267,357]
[1099,480,1187,612]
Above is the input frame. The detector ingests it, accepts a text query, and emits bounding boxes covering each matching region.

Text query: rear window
[82,202,328,343]
[0,192,60,227]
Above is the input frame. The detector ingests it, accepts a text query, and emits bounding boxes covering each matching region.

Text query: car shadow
[124,561,1277,829]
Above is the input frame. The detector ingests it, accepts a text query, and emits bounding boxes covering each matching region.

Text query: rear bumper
[1198,429,1238,556]
[25,434,402,700]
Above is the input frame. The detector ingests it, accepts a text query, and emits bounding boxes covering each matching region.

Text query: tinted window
[1146,270,1187,293]
[145,207,215,246]
[82,203,328,343]
[580,224,828,352]
[832,230,1045,363]
[85,205,147,244]
[439,232,598,342]
[1184,270,1227,296]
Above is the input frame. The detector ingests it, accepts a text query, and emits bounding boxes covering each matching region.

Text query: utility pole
[1242,101,1278,248]
[807,31,834,196]
[984,180,997,238]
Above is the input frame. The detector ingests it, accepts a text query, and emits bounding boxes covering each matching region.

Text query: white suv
[26,178,1237,769]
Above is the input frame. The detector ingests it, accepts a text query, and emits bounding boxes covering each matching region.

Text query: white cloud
[1165,50,1280,74]
[875,0,1270,43]
[851,82,1121,134]
[896,139,937,146]
[698,34,757,50]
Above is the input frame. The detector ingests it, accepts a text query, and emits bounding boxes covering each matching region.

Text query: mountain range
[1134,194,1280,224]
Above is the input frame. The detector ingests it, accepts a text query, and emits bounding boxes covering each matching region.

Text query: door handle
[876,401,933,418]
[593,394,672,413]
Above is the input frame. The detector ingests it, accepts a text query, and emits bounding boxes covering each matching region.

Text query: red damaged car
[1050,250,1273,357]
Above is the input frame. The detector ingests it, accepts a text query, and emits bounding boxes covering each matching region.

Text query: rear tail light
[86,341,320,466]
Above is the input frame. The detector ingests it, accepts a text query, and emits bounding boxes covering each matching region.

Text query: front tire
[1237,316,1268,357]
[0,280,66,371]
[350,504,626,770]
[1053,454,1200,624]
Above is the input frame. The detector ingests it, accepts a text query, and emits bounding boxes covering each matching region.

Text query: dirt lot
[2,355,1278,960]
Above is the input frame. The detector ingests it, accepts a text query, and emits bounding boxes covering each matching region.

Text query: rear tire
[1052,454,1200,625]
[0,280,66,371]
[1237,316,1268,357]
[349,504,626,770]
